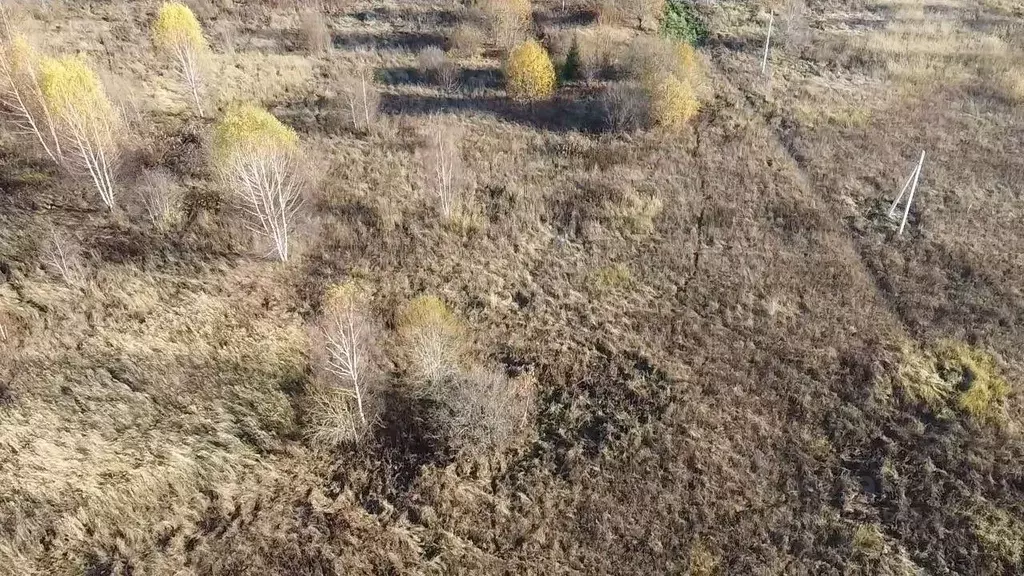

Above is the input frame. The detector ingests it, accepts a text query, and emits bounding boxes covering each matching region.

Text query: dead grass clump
[397,295,467,387]
[852,524,886,559]
[892,341,1010,424]
[972,505,1024,568]
[934,341,1010,423]
[1000,67,1024,103]
[429,366,535,456]
[298,8,331,55]
[448,22,486,58]
[418,46,459,91]
[777,0,811,52]
[133,168,182,230]
[590,262,632,294]
[481,0,532,50]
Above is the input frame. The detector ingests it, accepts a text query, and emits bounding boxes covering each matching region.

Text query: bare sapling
[423,123,465,219]
[889,151,926,236]
[337,64,379,134]
[315,283,377,440]
[44,228,84,285]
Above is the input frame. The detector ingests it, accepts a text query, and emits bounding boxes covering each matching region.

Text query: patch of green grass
[934,341,1010,423]
[893,340,1010,424]
[852,524,885,558]
[591,263,632,292]
[661,0,708,46]
[972,505,1024,567]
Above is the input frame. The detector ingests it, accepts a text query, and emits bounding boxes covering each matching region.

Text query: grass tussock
[890,340,1011,424]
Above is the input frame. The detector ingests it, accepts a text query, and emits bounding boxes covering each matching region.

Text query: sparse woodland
[1,0,1024,574]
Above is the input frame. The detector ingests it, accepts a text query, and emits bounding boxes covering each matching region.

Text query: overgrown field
[1,0,1023,574]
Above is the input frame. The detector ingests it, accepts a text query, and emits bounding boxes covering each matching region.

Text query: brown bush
[778,0,811,51]
[480,0,531,50]
[622,0,666,30]
[579,27,619,82]
[418,46,459,91]
[298,8,331,55]
[133,168,183,230]
[611,36,705,130]
[397,295,466,387]
[448,22,486,58]
[429,366,535,456]
[601,81,650,131]
[591,0,621,25]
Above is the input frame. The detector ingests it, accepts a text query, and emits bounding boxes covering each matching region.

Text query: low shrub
[505,39,556,101]
[397,295,467,387]
[299,9,331,55]
[448,22,486,58]
[418,46,459,90]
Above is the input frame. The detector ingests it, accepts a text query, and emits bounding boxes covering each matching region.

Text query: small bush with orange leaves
[604,36,705,130]
[505,39,556,101]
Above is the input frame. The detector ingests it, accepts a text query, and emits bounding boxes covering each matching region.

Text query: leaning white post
[762,12,774,74]
[889,164,918,218]
[897,151,926,236]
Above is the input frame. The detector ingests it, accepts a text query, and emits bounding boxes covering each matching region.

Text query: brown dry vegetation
[2,0,1024,575]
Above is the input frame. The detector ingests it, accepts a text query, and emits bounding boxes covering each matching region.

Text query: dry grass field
[1,0,1023,574]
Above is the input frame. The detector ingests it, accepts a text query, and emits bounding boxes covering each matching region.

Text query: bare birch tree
[423,123,465,219]
[0,6,63,165]
[335,64,379,134]
[152,2,209,117]
[318,283,376,435]
[39,56,120,210]
[213,103,304,262]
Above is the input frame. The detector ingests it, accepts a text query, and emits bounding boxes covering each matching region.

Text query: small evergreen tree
[561,34,582,82]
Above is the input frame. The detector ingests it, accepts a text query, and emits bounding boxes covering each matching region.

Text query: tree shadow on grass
[352,6,460,27]
[379,90,602,133]
[376,66,503,91]
[534,5,598,28]
[332,30,446,52]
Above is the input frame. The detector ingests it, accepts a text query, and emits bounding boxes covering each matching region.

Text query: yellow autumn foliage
[39,55,114,121]
[650,75,700,128]
[212,103,298,160]
[152,2,206,53]
[505,39,556,101]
